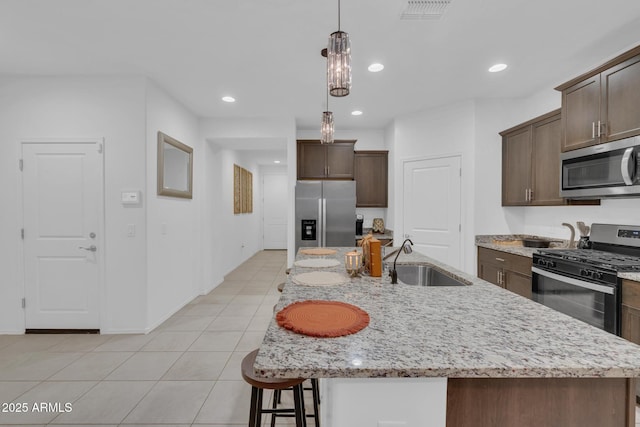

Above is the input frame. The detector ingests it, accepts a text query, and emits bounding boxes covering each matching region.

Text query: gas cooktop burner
[537,248,640,271]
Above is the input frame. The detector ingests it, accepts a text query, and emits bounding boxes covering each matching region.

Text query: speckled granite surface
[254,247,640,379]
[355,228,394,240]
[620,272,640,282]
[475,234,569,258]
[477,235,640,282]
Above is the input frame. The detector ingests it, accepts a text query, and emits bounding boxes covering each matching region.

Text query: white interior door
[263,173,287,250]
[22,141,103,330]
[403,155,462,269]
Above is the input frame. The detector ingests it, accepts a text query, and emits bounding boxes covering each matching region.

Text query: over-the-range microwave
[560,136,640,198]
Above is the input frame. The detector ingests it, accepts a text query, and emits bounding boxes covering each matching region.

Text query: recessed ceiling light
[273,160,281,164]
[488,63,508,73]
[222,96,236,103]
[351,110,363,116]
[368,63,384,72]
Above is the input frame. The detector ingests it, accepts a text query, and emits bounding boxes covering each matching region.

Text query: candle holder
[344,251,362,277]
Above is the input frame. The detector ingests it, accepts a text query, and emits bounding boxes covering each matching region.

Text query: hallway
[0,250,287,426]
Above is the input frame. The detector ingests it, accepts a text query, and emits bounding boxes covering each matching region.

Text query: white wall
[391,100,477,272]
[201,117,296,274]
[0,76,148,333]
[145,80,202,331]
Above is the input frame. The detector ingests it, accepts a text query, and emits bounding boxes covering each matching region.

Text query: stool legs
[310,379,320,427]
[292,383,307,427]
[249,386,263,427]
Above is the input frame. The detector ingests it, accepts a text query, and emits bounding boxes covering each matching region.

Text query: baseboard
[0,330,25,335]
[26,329,99,334]
[99,328,149,335]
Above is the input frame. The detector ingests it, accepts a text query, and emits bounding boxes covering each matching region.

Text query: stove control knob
[580,269,588,277]
[594,272,603,280]
[538,259,547,267]
[549,261,556,268]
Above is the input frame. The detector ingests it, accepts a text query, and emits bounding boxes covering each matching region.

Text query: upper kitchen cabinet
[297,139,355,180]
[556,45,640,152]
[354,151,388,207]
[501,109,564,206]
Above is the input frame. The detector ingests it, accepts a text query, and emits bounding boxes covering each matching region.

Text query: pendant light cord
[338,0,341,31]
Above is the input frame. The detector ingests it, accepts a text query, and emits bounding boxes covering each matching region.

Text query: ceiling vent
[400,0,452,20]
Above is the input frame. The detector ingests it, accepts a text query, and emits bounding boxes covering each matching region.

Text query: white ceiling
[2,0,640,136]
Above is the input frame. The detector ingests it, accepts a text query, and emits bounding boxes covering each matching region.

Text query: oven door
[532,267,619,335]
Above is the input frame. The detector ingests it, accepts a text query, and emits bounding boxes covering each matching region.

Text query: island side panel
[446,377,635,427]
[323,377,447,427]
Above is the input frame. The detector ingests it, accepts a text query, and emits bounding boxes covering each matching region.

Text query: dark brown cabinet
[556,47,640,152]
[297,140,355,180]
[501,110,564,206]
[477,247,532,299]
[354,151,388,207]
[621,279,640,345]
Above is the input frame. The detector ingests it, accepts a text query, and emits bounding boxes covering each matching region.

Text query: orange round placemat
[276,300,370,338]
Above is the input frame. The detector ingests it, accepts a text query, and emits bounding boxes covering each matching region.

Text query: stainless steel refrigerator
[295,180,356,252]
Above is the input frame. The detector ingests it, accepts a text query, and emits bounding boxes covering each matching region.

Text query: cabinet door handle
[495,257,505,262]
[327,166,330,176]
[597,120,601,137]
[592,122,596,139]
[529,189,533,201]
[524,188,528,201]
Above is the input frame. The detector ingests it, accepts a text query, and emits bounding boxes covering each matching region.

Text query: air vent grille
[401,0,452,20]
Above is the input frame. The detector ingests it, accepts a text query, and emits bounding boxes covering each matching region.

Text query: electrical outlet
[378,422,407,427]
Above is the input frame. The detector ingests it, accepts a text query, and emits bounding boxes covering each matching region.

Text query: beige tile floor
[0,250,299,426]
[1,249,639,426]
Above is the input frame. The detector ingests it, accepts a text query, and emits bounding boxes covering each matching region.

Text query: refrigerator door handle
[317,198,323,247]
[322,198,327,247]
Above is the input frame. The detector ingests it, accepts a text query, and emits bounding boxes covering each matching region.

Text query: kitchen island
[255,248,640,426]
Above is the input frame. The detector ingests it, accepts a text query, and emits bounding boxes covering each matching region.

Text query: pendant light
[327,0,351,97]
[321,69,335,144]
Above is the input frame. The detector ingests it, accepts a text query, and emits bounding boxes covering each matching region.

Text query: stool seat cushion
[241,349,304,390]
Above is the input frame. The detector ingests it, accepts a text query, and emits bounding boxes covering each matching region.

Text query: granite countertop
[356,228,393,240]
[476,235,640,282]
[475,234,569,258]
[254,247,640,379]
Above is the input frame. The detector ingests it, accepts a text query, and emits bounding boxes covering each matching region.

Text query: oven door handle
[532,267,615,295]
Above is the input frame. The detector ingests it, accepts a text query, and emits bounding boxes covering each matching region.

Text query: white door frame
[18,138,106,331]
[400,153,464,267]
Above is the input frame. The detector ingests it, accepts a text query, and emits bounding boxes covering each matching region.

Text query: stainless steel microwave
[560,136,640,198]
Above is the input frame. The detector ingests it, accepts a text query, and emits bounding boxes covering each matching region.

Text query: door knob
[79,245,97,252]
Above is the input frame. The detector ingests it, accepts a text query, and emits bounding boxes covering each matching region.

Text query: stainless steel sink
[390,264,467,286]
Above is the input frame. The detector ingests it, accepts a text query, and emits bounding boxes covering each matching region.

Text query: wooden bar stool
[241,349,307,427]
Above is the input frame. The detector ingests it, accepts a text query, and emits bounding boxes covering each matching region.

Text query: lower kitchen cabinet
[621,279,640,344]
[477,247,533,299]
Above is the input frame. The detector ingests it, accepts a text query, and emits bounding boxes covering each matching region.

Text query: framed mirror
[157,131,193,199]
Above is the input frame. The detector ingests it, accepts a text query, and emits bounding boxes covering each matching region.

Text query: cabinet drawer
[621,304,640,345]
[505,271,532,299]
[477,247,532,277]
[622,280,640,308]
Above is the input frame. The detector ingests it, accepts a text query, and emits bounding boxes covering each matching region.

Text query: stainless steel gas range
[532,223,640,336]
